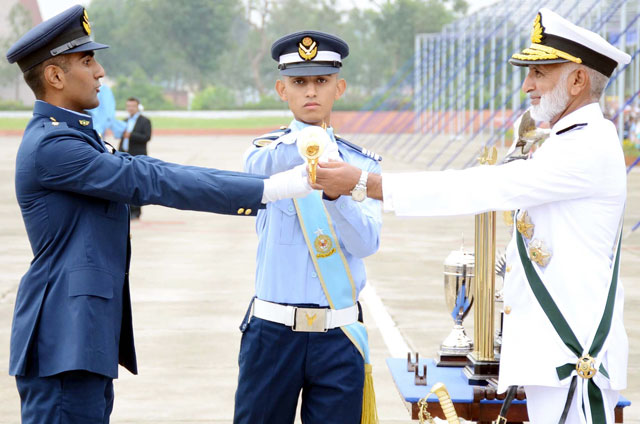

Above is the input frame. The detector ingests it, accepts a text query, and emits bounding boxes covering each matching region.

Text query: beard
[529,71,570,123]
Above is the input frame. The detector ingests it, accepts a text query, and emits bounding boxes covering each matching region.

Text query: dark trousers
[233,317,364,424]
[16,370,114,424]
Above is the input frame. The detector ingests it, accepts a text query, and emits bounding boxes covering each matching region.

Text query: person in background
[119,97,152,218]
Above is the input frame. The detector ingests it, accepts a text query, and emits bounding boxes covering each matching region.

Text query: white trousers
[525,385,619,424]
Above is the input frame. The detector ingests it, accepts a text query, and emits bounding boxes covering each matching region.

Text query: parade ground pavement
[0,134,638,423]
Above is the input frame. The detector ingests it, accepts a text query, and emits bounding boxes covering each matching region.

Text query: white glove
[262,164,313,203]
[319,139,341,162]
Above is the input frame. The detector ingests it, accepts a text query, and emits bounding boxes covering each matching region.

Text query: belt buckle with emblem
[292,307,327,332]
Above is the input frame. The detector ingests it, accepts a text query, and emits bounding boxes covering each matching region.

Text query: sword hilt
[430,383,460,424]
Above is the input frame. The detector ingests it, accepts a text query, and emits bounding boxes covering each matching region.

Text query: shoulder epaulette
[44,120,69,130]
[555,123,587,136]
[335,135,382,162]
[252,127,291,147]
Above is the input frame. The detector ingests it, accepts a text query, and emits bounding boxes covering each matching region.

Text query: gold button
[504,306,512,314]
[237,208,245,215]
[506,266,512,273]
[244,209,252,215]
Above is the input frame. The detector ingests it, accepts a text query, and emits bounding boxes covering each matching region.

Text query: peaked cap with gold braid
[509,8,630,77]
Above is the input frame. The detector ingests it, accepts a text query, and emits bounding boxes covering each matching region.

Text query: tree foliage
[0,3,33,98]
[86,0,466,109]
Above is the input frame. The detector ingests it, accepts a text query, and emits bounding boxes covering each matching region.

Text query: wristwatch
[351,170,368,202]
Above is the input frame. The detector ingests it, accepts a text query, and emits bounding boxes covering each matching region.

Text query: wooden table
[386,358,630,423]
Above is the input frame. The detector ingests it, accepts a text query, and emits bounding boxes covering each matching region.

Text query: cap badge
[531,13,544,44]
[82,10,91,35]
[79,119,90,126]
[298,36,318,61]
[313,228,335,258]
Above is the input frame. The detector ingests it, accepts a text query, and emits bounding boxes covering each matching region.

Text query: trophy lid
[444,249,474,276]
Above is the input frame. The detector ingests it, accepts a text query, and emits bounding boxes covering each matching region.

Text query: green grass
[0,118,29,130]
[0,116,290,131]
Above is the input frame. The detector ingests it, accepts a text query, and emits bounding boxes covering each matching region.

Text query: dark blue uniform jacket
[10,101,265,379]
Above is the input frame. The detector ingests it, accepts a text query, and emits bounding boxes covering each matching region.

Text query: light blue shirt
[244,119,382,306]
[122,112,140,152]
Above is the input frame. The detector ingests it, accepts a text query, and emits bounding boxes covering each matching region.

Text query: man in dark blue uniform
[5,5,311,423]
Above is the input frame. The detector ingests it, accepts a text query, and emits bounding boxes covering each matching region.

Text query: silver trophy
[437,248,475,367]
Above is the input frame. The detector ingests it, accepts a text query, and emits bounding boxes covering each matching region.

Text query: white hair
[563,62,609,100]
[585,67,609,100]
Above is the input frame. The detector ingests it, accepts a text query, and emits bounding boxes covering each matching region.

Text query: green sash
[293,191,371,364]
[515,218,621,423]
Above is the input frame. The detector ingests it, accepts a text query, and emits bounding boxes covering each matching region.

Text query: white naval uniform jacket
[383,103,627,392]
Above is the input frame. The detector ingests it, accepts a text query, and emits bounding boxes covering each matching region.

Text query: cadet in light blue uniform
[234,31,382,424]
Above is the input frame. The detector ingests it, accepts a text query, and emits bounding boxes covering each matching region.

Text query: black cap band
[17,25,87,71]
[542,33,618,77]
[50,35,92,56]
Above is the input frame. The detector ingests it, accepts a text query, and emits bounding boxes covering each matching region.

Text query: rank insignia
[79,119,90,126]
[516,210,534,239]
[298,36,318,61]
[253,139,273,147]
[531,13,544,44]
[82,9,91,35]
[313,228,335,258]
[528,239,551,267]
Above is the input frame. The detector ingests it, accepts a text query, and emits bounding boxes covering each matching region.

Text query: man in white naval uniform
[314,9,629,424]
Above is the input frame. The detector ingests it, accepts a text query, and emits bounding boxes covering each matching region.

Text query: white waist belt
[253,298,358,332]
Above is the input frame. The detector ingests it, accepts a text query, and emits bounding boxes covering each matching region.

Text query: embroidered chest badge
[516,210,534,239]
[529,238,552,267]
[314,228,335,258]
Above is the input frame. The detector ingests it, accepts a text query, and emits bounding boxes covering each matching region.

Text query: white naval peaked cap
[510,8,631,77]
